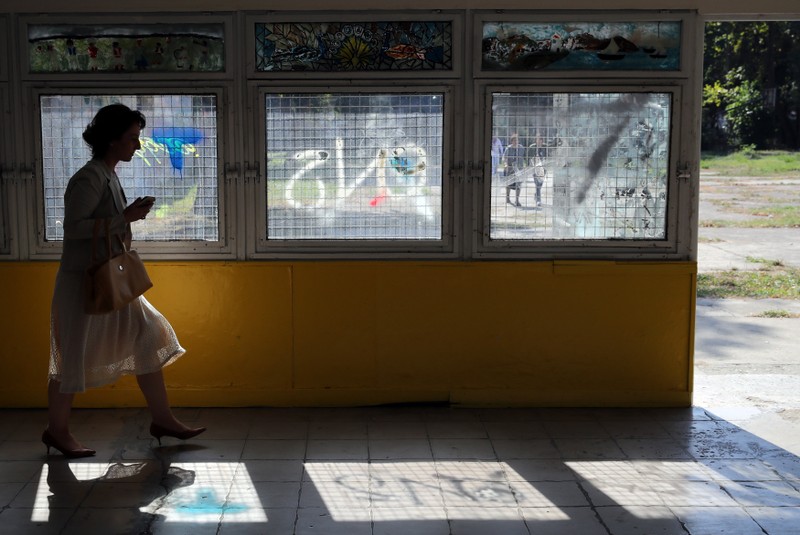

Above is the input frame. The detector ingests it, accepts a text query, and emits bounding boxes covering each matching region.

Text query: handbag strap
[90,218,127,266]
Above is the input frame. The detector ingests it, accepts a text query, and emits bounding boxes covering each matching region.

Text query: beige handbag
[84,218,153,314]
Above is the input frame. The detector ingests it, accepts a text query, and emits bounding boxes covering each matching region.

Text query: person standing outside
[528,132,547,209]
[490,135,504,178]
[502,133,526,207]
[45,104,205,458]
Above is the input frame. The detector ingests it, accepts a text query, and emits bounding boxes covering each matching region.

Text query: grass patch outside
[697,265,800,299]
[752,309,800,318]
[700,204,800,228]
[701,150,800,177]
[745,256,784,267]
[748,205,800,226]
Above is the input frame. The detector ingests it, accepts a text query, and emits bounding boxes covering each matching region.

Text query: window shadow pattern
[0,407,798,534]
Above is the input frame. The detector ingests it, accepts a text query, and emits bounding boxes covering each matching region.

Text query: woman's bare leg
[136,370,194,431]
[46,379,84,449]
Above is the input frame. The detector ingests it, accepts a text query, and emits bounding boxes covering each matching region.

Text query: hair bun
[82,125,98,146]
[81,104,146,159]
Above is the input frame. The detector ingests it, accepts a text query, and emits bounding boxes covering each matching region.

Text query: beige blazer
[59,159,132,272]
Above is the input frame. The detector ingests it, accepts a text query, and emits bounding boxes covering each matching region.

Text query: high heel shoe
[149,423,207,445]
[41,430,96,458]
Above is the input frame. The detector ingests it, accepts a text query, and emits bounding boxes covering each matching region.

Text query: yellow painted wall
[0,261,696,408]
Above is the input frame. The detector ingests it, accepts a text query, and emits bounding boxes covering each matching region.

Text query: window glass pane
[265,93,443,240]
[490,92,671,240]
[40,94,219,242]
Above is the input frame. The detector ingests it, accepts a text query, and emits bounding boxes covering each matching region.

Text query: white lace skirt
[49,268,186,393]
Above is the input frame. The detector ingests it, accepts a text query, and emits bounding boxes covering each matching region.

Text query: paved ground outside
[695,171,800,456]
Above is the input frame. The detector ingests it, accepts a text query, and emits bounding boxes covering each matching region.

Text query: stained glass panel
[482,21,681,71]
[255,22,452,72]
[28,24,224,73]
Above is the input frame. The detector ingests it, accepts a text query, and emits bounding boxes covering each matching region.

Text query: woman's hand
[123,197,154,223]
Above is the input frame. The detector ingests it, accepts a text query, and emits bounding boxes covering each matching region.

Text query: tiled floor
[1,406,799,534]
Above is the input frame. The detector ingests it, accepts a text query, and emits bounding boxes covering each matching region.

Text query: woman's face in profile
[109,123,142,163]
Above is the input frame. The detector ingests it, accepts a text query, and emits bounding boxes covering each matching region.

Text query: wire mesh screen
[265,93,443,240]
[490,92,671,240]
[40,94,219,242]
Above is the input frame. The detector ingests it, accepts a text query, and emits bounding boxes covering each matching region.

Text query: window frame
[472,81,690,259]
[26,84,237,260]
[0,85,11,257]
[246,82,461,259]
[0,16,10,256]
[3,9,703,262]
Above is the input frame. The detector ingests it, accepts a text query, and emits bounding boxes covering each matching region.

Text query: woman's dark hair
[82,104,146,159]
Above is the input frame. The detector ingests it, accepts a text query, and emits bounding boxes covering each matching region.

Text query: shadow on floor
[0,406,798,534]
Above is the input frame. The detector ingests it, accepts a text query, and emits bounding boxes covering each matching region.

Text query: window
[39,93,220,243]
[12,11,694,261]
[263,92,445,241]
[486,90,674,244]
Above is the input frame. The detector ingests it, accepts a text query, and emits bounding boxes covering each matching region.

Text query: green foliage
[723,70,768,147]
[740,144,758,159]
[702,80,726,108]
[703,21,800,151]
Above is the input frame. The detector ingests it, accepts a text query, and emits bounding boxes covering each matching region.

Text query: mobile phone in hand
[140,196,156,206]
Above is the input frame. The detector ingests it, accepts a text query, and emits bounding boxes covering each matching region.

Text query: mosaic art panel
[28,23,225,73]
[255,21,452,72]
[482,21,681,71]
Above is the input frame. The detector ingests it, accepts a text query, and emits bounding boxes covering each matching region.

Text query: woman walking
[45,104,205,457]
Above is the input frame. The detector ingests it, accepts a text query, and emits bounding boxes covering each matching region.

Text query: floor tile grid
[247,410,533,531]
[483,409,800,535]
[1,408,800,534]
[278,410,648,532]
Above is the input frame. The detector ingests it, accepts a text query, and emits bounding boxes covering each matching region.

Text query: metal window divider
[468,160,483,183]
[0,164,12,185]
[223,162,241,186]
[17,164,34,186]
[449,160,465,184]
[677,162,691,181]
[2,164,34,186]
[244,161,259,184]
